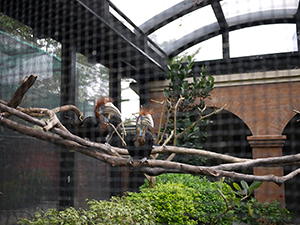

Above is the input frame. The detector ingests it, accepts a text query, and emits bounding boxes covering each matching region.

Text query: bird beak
[141,114,154,128]
[103,102,122,119]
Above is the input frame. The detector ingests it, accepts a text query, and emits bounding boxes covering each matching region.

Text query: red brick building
[148,68,300,205]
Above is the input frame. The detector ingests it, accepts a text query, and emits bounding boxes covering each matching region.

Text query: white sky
[121,79,140,121]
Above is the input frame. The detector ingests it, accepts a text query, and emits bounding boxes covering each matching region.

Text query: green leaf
[249,181,263,195]
[241,181,249,191]
[233,182,241,191]
[248,203,254,217]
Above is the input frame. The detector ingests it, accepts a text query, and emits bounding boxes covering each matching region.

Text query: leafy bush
[235,198,293,225]
[18,196,156,225]
[18,173,293,225]
[132,173,235,224]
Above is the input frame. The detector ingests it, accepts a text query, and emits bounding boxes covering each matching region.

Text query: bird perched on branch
[125,108,154,164]
[73,97,122,143]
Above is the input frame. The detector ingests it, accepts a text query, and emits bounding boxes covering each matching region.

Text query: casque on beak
[103,102,122,120]
[140,114,154,128]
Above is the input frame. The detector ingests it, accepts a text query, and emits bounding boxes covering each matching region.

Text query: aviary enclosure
[1,0,300,224]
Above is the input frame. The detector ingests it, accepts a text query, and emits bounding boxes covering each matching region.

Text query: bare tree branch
[155,99,172,145]
[176,104,226,141]
[212,154,300,170]
[1,75,300,186]
[152,145,249,163]
[7,75,37,109]
[1,109,300,184]
[0,99,84,122]
[107,122,126,146]
[0,102,120,156]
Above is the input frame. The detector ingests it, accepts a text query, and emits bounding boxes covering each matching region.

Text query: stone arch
[269,94,300,135]
[270,104,297,135]
[203,106,252,167]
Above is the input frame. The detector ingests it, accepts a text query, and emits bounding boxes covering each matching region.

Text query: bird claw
[140,157,148,164]
[127,157,134,166]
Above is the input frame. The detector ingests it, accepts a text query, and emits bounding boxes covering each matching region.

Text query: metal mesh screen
[1,0,300,224]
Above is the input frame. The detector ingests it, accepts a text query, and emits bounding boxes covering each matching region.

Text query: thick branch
[139,160,300,185]
[1,75,37,118]
[152,145,249,163]
[7,75,37,109]
[1,114,300,184]
[0,102,120,156]
[0,99,84,122]
[212,154,300,171]
[2,100,300,184]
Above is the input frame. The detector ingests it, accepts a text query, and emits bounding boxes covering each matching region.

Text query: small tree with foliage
[156,56,214,165]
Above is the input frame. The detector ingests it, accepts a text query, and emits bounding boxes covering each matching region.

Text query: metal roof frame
[2,0,300,78]
[139,0,299,58]
[165,8,298,58]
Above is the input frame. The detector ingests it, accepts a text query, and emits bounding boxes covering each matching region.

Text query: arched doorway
[282,113,300,223]
[203,108,252,169]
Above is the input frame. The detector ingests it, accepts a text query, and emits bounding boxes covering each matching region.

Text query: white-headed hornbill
[73,97,122,143]
[125,108,154,164]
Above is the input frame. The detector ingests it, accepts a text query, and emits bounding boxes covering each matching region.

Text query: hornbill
[73,97,122,143]
[125,108,154,164]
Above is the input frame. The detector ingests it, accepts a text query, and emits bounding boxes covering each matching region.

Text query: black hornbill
[125,108,154,164]
[73,97,122,143]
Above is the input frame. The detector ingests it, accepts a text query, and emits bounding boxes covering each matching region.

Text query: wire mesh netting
[1,0,300,224]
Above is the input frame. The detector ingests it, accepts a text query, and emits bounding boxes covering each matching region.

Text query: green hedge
[134,174,235,224]
[18,173,292,225]
[18,196,156,225]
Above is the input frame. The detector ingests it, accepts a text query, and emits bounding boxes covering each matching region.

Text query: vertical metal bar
[296,19,300,52]
[295,3,300,52]
[59,40,76,209]
[211,0,229,59]
[109,71,121,110]
[108,66,122,197]
[138,68,150,108]
[222,31,230,59]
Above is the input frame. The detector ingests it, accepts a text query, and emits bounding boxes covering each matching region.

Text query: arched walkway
[199,108,255,186]
[203,108,252,166]
[149,74,300,205]
[208,82,300,136]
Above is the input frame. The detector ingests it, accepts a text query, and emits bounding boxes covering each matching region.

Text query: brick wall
[148,69,300,204]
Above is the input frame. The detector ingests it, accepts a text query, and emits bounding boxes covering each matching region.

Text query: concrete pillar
[247,135,286,204]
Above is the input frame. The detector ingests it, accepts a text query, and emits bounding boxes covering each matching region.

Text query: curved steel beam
[139,0,213,35]
[164,8,298,58]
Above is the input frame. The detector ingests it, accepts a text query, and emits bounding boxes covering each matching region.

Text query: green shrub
[18,196,156,225]
[129,173,235,224]
[235,198,293,225]
[18,173,293,225]
[18,207,90,225]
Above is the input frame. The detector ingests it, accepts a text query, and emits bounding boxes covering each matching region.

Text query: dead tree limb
[1,75,37,118]
[0,102,120,156]
[7,75,37,109]
[152,145,249,163]
[1,108,300,184]
[1,75,300,185]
